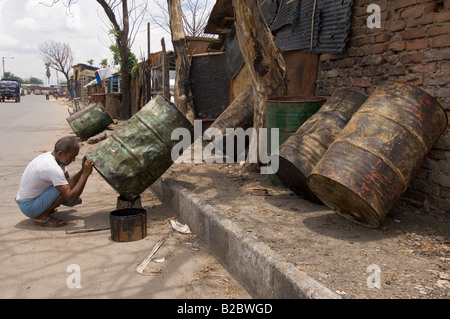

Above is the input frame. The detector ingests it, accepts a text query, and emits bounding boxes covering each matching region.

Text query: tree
[96,0,148,120]
[25,77,44,85]
[2,72,22,83]
[39,41,74,93]
[45,62,51,86]
[232,0,287,167]
[151,0,214,37]
[43,0,148,120]
[168,0,195,123]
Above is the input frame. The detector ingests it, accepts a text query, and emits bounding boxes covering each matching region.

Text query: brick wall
[316,0,450,214]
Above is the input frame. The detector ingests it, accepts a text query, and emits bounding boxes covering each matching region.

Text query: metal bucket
[266,96,326,185]
[276,90,367,202]
[67,103,113,140]
[307,82,448,228]
[90,95,194,200]
[110,208,147,242]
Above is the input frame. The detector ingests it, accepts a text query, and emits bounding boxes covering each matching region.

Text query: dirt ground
[160,156,449,299]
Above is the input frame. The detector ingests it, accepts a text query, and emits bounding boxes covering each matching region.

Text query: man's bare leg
[33,195,65,223]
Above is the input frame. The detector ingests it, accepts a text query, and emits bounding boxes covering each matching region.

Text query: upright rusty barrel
[307,82,448,228]
[67,103,113,140]
[266,96,326,185]
[89,95,193,200]
[276,89,367,203]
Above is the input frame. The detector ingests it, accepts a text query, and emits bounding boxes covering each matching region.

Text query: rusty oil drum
[89,95,193,200]
[67,103,113,140]
[307,82,448,228]
[276,89,367,203]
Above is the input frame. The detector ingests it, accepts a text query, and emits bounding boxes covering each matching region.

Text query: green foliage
[108,28,138,78]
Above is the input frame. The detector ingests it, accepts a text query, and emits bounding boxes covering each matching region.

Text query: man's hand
[82,157,94,175]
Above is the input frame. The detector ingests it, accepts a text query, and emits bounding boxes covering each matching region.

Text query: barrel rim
[267,96,327,103]
[307,173,382,228]
[110,207,147,218]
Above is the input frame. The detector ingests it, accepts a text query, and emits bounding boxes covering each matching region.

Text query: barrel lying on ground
[307,82,448,228]
[89,95,194,200]
[67,103,113,140]
[276,89,367,203]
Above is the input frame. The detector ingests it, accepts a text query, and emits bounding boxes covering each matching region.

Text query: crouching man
[15,136,94,227]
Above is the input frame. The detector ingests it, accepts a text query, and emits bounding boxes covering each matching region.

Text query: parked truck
[0,79,21,102]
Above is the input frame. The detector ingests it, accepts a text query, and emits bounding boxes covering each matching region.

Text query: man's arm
[57,158,93,203]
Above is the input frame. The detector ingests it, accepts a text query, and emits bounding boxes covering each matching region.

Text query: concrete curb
[150,177,340,299]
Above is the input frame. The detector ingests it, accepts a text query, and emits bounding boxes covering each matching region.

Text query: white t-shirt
[16,152,68,202]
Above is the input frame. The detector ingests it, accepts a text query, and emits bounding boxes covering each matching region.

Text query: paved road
[0,94,250,299]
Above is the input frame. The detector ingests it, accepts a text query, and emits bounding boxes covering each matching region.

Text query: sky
[0,0,174,85]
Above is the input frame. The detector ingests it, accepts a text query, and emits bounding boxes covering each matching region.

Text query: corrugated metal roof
[222,25,245,80]
[274,0,353,53]
[259,0,280,27]
[270,0,300,32]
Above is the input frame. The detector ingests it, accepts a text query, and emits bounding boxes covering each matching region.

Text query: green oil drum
[89,95,193,200]
[266,96,326,185]
[66,103,113,140]
[307,82,448,228]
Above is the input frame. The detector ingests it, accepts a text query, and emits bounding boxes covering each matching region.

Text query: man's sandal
[34,216,67,227]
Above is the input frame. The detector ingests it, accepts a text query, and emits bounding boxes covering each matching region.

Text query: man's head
[53,136,80,166]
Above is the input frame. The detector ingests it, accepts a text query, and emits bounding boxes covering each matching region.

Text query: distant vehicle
[34,89,41,95]
[0,79,21,102]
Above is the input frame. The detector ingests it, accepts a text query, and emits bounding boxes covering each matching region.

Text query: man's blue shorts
[16,186,82,218]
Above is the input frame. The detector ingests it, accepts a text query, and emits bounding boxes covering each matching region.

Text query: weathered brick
[436,87,450,99]
[389,65,407,76]
[402,26,427,40]
[400,52,424,64]
[434,197,450,212]
[389,41,406,51]
[441,187,450,199]
[320,54,334,62]
[440,62,450,74]
[365,43,388,55]
[412,178,440,196]
[352,77,371,87]
[347,47,366,57]
[427,23,450,37]
[405,38,429,50]
[375,33,390,43]
[350,36,375,47]
[423,48,450,62]
[390,20,406,32]
[424,74,450,86]
[405,14,434,28]
[429,172,450,188]
[400,4,427,19]
[431,35,450,48]
[410,62,437,73]
[434,11,450,23]
[393,0,419,10]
